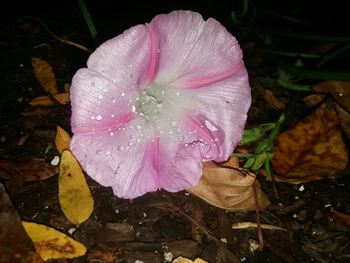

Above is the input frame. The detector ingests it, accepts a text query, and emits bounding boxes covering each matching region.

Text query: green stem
[77,0,98,40]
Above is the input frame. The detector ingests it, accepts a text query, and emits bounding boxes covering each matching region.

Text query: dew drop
[176,128,182,134]
[112,99,116,103]
[103,88,107,93]
[205,120,218,131]
[176,92,180,96]
[136,138,141,142]
[131,105,136,112]
[121,92,125,97]
[105,151,111,155]
[128,142,133,146]
[171,121,177,127]
[90,116,95,120]
[111,114,115,118]
[96,150,102,155]
[98,95,103,99]
[96,115,102,120]
[136,125,141,130]
[110,132,114,136]
[117,145,124,151]
[168,130,173,135]
[161,90,165,95]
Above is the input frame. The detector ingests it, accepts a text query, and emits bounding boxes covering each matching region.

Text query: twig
[253,181,264,251]
[22,16,92,53]
[232,222,287,231]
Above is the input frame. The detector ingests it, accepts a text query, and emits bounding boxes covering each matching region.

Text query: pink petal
[87,24,158,88]
[187,69,251,161]
[70,120,160,199]
[70,68,135,133]
[158,138,203,192]
[150,10,244,88]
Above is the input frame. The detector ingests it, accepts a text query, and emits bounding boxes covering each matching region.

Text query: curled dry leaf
[59,150,94,225]
[263,89,285,109]
[29,92,70,106]
[0,183,43,263]
[188,157,270,211]
[172,257,208,263]
[0,159,58,181]
[31,57,57,95]
[313,81,350,112]
[271,101,348,183]
[22,221,86,260]
[55,126,71,154]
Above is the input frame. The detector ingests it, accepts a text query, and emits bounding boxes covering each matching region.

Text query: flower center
[136,85,165,120]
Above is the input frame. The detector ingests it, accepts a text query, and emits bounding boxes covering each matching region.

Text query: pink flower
[70,10,251,199]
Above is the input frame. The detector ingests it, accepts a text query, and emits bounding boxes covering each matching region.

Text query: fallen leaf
[0,183,43,263]
[22,221,86,260]
[29,92,70,106]
[188,157,270,211]
[0,159,58,181]
[59,150,94,225]
[313,81,350,112]
[271,101,348,183]
[303,93,326,106]
[55,126,71,154]
[172,257,208,263]
[335,103,350,138]
[32,57,57,95]
[263,89,285,109]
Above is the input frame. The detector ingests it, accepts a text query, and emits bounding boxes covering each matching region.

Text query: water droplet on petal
[171,121,177,127]
[111,114,115,117]
[103,88,107,93]
[112,99,116,103]
[136,125,141,130]
[96,115,102,120]
[131,105,136,112]
[117,145,124,151]
[105,151,111,155]
[96,150,102,155]
[98,95,103,99]
[121,92,125,97]
[128,142,133,146]
[161,90,165,95]
[205,120,218,131]
[90,116,95,120]
[110,132,114,136]
[176,92,180,96]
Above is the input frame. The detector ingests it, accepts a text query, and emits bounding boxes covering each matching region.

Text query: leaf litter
[1,1,350,263]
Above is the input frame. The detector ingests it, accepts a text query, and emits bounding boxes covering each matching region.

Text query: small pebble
[298,185,305,192]
[68,227,76,235]
[50,155,60,166]
[220,238,227,243]
[163,252,173,262]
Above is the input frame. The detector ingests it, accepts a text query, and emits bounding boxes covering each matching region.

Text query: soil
[1,1,350,262]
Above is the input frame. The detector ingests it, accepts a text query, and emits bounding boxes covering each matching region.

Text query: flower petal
[187,70,251,161]
[87,24,158,88]
[70,120,160,199]
[158,139,203,192]
[70,68,135,133]
[150,10,244,88]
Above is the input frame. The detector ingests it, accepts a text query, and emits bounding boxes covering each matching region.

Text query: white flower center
[136,85,164,120]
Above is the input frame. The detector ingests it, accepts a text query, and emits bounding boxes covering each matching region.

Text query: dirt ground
[1,1,350,262]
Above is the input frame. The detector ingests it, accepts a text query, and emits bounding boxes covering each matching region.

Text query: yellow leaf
[55,126,71,154]
[22,221,86,260]
[29,92,70,106]
[172,257,208,263]
[32,57,57,95]
[59,150,94,225]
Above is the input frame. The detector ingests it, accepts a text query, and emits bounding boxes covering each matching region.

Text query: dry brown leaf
[271,101,348,183]
[303,93,326,106]
[188,158,270,211]
[172,257,208,263]
[0,183,43,263]
[335,103,350,138]
[22,221,86,260]
[55,126,71,154]
[32,57,57,95]
[59,150,94,225]
[313,81,350,112]
[29,92,70,106]
[263,89,285,109]
[0,159,58,181]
